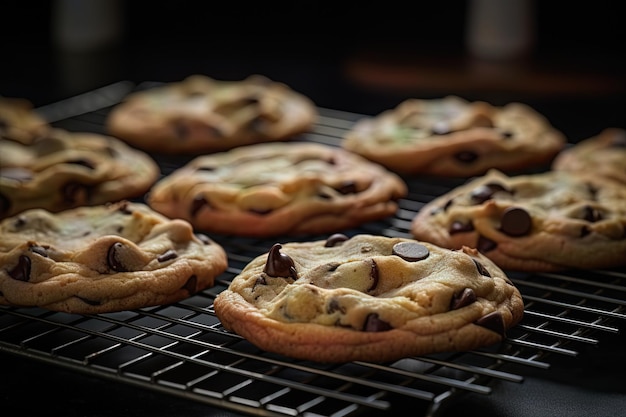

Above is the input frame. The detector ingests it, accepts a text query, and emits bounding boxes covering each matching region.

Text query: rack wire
[1,83,625,417]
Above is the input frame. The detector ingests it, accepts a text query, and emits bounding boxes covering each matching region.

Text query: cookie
[0,201,228,313]
[146,141,408,237]
[411,169,626,272]
[213,233,524,363]
[105,74,318,154]
[0,128,160,219]
[341,96,566,177]
[552,128,626,186]
[0,96,50,144]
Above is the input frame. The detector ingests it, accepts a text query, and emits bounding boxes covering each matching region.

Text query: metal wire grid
[1,86,625,417]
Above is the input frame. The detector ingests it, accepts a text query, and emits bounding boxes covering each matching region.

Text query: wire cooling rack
[1,83,625,417]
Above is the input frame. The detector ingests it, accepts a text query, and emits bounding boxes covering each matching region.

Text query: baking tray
[1,82,625,417]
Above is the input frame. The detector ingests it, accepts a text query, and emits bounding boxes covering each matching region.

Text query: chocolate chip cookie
[552,128,626,186]
[341,96,566,177]
[0,128,160,219]
[213,233,523,363]
[0,201,228,313]
[146,141,408,237]
[411,169,626,271]
[105,74,318,154]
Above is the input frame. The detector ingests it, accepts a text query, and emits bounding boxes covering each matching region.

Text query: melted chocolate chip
[470,183,511,204]
[182,275,197,293]
[248,208,273,215]
[173,120,191,140]
[107,242,129,272]
[157,250,178,262]
[431,198,454,215]
[450,288,477,310]
[363,313,393,332]
[29,245,49,257]
[66,158,95,169]
[472,259,491,277]
[477,235,497,253]
[392,242,430,261]
[335,181,358,194]
[117,202,133,215]
[62,182,90,204]
[475,311,506,338]
[325,233,349,247]
[190,195,210,217]
[449,220,474,234]
[582,205,603,222]
[500,131,514,139]
[368,259,379,292]
[263,243,297,279]
[500,207,532,236]
[454,150,479,164]
[327,298,346,314]
[8,255,31,281]
[580,225,591,237]
[196,166,216,172]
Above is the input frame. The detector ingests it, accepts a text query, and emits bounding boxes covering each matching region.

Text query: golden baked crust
[0,128,160,219]
[106,74,318,154]
[342,96,566,177]
[411,169,626,271]
[146,142,408,237]
[214,234,523,363]
[552,128,626,186]
[0,201,228,313]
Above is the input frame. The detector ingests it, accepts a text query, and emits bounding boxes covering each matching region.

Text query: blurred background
[1,0,624,142]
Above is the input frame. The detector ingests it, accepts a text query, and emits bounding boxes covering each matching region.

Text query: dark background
[1,0,624,141]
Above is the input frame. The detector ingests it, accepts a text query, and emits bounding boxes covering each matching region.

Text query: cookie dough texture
[147,142,408,237]
[0,201,228,313]
[552,128,626,186]
[0,128,160,219]
[342,96,566,177]
[411,169,626,272]
[214,234,524,363]
[106,74,318,154]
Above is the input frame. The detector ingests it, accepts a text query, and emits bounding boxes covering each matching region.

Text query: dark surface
[1,1,625,416]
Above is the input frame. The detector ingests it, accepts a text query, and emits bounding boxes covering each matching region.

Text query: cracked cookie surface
[342,96,566,177]
[106,74,318,154]
[0,201,228,313]
[147,141,408,237]
[214,234,523,363]
[411,169,626,271]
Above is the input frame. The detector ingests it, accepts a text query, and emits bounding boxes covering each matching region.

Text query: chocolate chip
[582,205,603,222]
[263,243,297,279]
[157,250,178,262]
[190,195,210,217]
[182,275,197,293]
[66,158,95,169]
[8,255,31,281]
[449,220,474,234]
[500,207,532,236]
[472,259,491,277]
[392,241,430,261]
[470,182,511,204]
[29,245,49,257]
[327,298,346,314]
[368,259,379,292]
[475,311,505,338]
[107,242,128,272]
[431,198,454,215]
[363,313,392,332]
[500,130,514,139]
[197,166,216,172]
[454,150,478,164]
[450,288,477,310]
[325,233,349,247]
[117,202,133,215]
[477,235,497,252]
[335,180,358,194]
[62,182,90,204]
